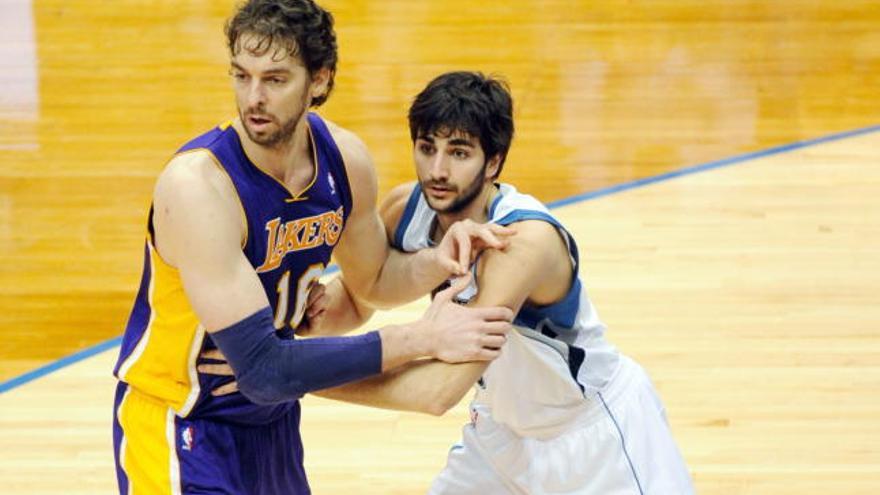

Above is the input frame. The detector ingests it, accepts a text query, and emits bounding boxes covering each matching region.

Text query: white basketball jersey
[394,183,620,438]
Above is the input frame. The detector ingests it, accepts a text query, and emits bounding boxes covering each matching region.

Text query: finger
[456,232,471,274]
[433,272,473,304]
[439,255,463,275]
[200,349,225,360]
[473,230,502,248]
[489,223,516,237]
[474,348,502,361]
[474,228,506,249]
[212,382,239,397]
[432,245,463,275]
[481,334,507,348]
[474,306,515,322]
[307,283,326,305]
[307,295,327,318]
[197,363,235,376]
[480,320,512,334]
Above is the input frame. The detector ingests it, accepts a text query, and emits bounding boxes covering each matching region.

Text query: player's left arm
[328,124,512,309]
[313,219,572,414]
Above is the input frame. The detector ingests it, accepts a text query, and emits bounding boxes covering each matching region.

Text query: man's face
[414,129,497,214]
[230,34,328,148]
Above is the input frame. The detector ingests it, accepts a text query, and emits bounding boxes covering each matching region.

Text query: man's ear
[309,67,333,101]
[485,154,502,180]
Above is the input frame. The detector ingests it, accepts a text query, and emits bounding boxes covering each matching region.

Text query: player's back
[113,113,352,424]
[393,183,620,437]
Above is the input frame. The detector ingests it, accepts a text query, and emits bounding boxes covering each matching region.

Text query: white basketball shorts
[428,356,694,495]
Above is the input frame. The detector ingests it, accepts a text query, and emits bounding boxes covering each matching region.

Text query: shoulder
[151,150,244,266]
[479,218,567,273]
[322,118,377,209]
[155,150,237,205]
[379,182,418,242]
[323,119,373,179]
[153,151,243,242]
[500,219,561,253]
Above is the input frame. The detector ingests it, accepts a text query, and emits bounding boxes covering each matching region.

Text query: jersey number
[273,263,325,329]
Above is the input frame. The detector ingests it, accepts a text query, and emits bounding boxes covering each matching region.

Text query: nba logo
[327,173,337,196]
[181,426,195,452]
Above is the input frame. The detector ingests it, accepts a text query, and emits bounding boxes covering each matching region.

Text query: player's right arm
[152,153,513,406]
[312,187,572,415]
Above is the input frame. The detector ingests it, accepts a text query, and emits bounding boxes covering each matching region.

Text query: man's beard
[240,106,304,149]
[422,162,487,214]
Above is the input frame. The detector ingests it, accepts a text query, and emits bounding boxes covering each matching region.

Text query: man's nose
[247,81,267,108]
[429,153,449,180]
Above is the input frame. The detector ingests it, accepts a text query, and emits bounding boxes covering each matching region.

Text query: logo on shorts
[181,426,195,452]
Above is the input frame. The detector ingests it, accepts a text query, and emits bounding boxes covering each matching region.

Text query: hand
[296,281,328,335]
[434,219,514,276]
[197,348,239,397]
[419,273,514,363]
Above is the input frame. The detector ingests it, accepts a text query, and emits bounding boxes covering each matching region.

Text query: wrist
[412,317,436,358]
[419,247,452,282]
[378,322,433,371]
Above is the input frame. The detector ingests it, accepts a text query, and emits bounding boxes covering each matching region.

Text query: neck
[435,182,499,235]
[232,115,312,182]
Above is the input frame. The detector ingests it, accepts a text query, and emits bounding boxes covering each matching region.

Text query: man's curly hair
[226,0,337,107]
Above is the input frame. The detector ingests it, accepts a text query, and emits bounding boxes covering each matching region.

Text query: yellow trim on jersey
[119,241,205,415]
[116,243,158,382]
[117,387,180,494]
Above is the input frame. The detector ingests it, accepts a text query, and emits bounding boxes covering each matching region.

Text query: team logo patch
[181,425,195,452]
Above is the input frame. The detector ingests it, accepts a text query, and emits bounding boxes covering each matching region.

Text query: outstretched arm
[154,152,513,405]
[314,220,573,414]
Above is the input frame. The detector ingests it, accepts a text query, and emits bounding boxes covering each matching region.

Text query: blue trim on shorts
[599,391,645,495]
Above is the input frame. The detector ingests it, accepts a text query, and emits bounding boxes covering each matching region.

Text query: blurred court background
[1,0,878,493]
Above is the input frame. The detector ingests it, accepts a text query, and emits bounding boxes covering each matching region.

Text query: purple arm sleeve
[210,307,383,405]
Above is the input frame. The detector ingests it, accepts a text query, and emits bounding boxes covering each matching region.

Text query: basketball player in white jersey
[205,71,695,494]
[314,71,695,494]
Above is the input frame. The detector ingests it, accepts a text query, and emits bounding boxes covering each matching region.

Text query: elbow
[360,287,395,310]
[351,301,377,326]
[425,401,452,417]
[424,391,463,416]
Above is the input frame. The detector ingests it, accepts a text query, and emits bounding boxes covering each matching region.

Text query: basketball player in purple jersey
[111,2,514,494]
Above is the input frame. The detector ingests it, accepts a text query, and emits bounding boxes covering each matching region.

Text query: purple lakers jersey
[113,113,352,424]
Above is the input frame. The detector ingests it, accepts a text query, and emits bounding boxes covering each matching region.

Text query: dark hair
[408,71,514,178]
[226,0,337,107]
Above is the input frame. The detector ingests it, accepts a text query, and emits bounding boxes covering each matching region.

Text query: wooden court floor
[1,0,879,493]
[1,131,878,493]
